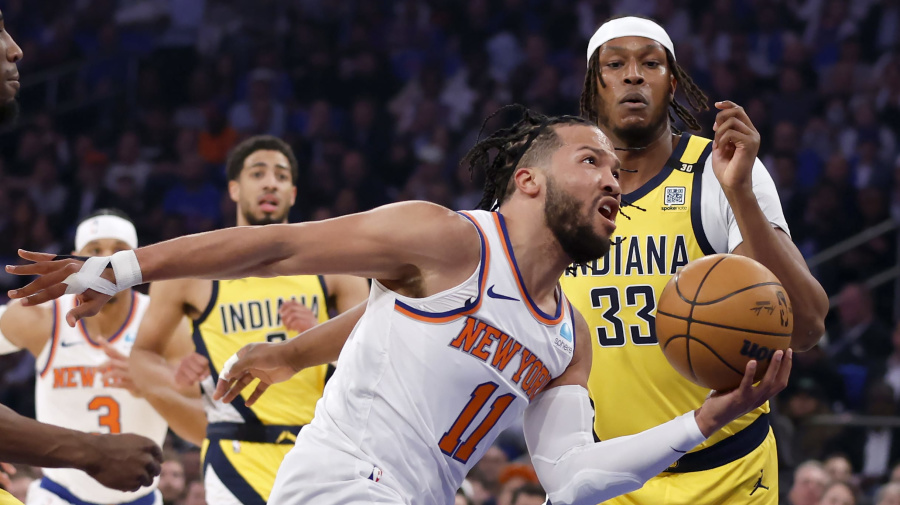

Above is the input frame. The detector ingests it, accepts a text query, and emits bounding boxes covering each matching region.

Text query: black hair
[225,135,300,183]
[81,208,133,225]
[511,483,547,505]
[462,105,595,211]
[580,15,709,133]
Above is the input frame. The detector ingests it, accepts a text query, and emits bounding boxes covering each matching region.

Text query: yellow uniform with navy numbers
[561,134,778,505]
[194,276,330,505]
[0,490,23,505]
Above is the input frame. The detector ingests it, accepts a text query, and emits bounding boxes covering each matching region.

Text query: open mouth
[258,195,280,213]
[619,93,648,106]
[598,197,620,224]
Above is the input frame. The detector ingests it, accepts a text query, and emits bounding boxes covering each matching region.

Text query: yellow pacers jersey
[0,489,22,505]
[194,275,330,426]
[561,134,767,451]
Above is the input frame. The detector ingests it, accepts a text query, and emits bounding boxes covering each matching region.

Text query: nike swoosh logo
[487,285,519,302]
[60,341,84,347]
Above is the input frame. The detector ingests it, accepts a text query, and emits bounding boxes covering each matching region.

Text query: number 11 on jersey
[439,382,515,464]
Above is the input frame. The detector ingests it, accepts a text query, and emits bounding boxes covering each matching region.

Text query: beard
[544,177,611,265]
[596,95,670,149]
[242,206,289,226]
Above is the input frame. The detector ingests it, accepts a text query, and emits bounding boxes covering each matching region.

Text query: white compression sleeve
[524,385,707,505]
[0,305,22,355]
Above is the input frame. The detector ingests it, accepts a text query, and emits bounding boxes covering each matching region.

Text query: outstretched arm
[0,403,162,491]
[525,311,791,505]
[7,202,479,326]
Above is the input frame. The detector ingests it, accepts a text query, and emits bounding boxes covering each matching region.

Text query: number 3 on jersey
[591,285,657,347]
[88,396,121,434]
[439,382,514,464]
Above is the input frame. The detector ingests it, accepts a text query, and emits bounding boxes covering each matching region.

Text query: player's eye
[605,61,622,69]
[645,61,660,68]
[582,155,596,165]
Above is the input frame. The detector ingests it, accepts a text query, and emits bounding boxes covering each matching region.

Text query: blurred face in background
[789,464,830,505]
[157,460,186,503]
[0,9,22,124]
[228,149,296,226]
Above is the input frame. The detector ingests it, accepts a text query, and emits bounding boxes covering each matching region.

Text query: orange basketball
[656,254,792,391]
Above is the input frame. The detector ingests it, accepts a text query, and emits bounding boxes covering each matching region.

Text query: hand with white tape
[214,342,300,406]
[5,250,142,327]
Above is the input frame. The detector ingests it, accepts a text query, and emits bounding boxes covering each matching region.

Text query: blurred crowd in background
[1,0,900,504]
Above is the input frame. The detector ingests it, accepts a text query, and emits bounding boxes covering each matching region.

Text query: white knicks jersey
[306,210,577,504]
[33,292,167,504]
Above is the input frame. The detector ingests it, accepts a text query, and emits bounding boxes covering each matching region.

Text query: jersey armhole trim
[690,144,716,256]
[39,301,60,378]
[193,280,220,329]
[317,275,332,319]
[393,211,490,322]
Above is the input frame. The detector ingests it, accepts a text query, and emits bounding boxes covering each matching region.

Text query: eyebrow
[577,145,621,171]
[249,162,290,170]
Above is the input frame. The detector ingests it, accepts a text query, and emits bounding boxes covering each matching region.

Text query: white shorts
[269,432,405,505]
[203,464,243,505]
[25,479,161,505]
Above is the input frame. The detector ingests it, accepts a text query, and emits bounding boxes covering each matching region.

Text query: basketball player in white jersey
[0,210,194,505]
[7,108,791,505]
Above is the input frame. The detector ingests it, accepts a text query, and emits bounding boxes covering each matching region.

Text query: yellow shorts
[0,489,23,505]
[201,438,293,505]
[602,429,778,505]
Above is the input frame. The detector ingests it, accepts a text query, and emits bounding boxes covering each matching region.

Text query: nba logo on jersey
[664,187,686,206]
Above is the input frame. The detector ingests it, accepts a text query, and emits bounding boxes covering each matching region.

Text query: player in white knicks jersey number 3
[0,210,193,505]
[8,108,791,505]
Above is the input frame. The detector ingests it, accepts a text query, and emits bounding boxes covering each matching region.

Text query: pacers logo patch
[664,187,686,206]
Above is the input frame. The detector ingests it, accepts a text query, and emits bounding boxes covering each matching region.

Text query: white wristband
[110,250,143,291]
[62,251,143,296]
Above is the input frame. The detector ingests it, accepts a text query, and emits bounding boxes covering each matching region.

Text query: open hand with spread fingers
[213,342,300,406]
[6,251,116,327]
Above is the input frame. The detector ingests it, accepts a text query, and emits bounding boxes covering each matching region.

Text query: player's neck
[235,214,289,227]
[83,290,134,340]
[612,128,678,195]
[498,205,568,310]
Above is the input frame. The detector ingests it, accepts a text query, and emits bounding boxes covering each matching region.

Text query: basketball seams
[683,255,727,383]
[690,281,783,306]
[656,310,792,338]
[663,334,745,377]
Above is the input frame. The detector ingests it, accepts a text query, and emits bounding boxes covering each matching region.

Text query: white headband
[75,215,138,252]
[587,17,675,67]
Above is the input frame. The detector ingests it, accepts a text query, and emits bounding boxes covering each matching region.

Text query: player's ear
[228,180,240,204]
[513,167,541,198]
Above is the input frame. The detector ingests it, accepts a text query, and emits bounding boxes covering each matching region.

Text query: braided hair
[579,18,709,133]
[462,105,594,211]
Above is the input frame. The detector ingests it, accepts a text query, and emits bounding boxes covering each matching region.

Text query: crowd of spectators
[2,0,900,503]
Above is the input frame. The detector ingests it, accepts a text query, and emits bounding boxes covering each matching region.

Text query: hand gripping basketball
[694,348,792,437]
